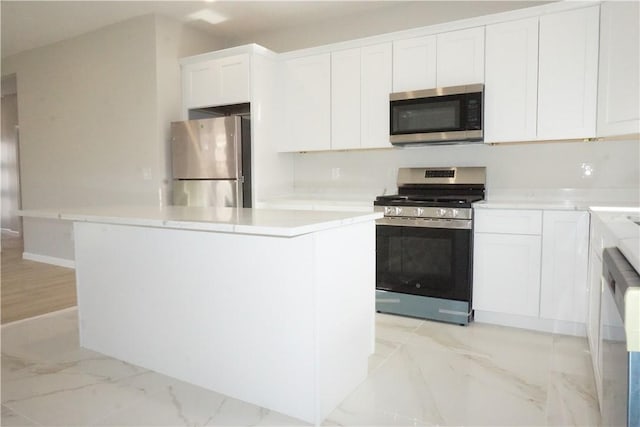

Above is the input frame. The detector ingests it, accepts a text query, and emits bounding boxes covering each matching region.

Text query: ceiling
[1,1,401,59]
[1,1,555,60]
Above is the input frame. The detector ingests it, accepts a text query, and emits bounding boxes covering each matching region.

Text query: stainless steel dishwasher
[602,247,640,427]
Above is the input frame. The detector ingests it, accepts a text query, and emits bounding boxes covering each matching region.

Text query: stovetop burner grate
[374,194,484,207]
[374,167,486,210]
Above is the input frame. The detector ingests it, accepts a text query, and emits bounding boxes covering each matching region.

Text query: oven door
[376,221,472,302]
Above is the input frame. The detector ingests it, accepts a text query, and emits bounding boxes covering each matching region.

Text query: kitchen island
[19,206,382,425]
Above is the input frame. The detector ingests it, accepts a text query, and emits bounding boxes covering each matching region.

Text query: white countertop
[474,200,640,211]
[19,206,382,237]
[590,207,640,274]
[589,207,640,352]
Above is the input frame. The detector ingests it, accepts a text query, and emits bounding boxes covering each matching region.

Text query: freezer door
[171,116,241,179]
[172,180,241,207]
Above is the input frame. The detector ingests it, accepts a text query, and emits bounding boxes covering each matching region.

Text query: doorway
[1,73,22,247]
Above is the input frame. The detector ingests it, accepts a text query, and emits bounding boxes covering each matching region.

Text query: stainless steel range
[374,167,486,325]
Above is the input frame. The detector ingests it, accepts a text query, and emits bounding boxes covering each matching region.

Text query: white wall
[230,1,551,53]
[291,139,640,202]
[154,15,228,205]
[1,14,224,263]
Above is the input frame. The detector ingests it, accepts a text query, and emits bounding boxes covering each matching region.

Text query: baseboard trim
[474,310,587,337]
[1,307,78,328]
[22,252,75,269]
[1,228,21,236]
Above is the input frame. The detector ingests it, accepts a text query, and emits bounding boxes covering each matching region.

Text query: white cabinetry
[597,1,640,137]
[587,218,604,405]
[473,210,542,317]
[392,27,483,92]
[360,43,392,149]
[586,212,623,407]
[392,35,437,92]
[281,54,331,152]
[474,233,542,316]
[537,6,599,140]
[474,208,590,335]
[299,43,391,152]
[484,17,538,143]
[540,211,590,323]
[182,54,250,109]
[436,27,485,87]
[331,48,361,150]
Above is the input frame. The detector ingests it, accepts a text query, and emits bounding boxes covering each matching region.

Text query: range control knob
[416,207,424,217]
[437,208,448,217]
[452,209,460,218]
[394,207,403,216]
[384,206,394,216]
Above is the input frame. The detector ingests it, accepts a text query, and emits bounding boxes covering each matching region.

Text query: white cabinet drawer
[474,209,542,235]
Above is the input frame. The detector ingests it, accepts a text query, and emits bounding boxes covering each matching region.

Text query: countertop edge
[19,208,382,238]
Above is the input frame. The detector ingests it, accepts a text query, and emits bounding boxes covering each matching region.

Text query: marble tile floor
[1,308,600,427]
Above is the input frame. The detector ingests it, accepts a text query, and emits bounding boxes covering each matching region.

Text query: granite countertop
[18,206,382,237]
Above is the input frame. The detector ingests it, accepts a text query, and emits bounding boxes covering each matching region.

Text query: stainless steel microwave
[389,84,484,146]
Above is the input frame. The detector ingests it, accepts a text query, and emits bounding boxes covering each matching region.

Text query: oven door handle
[376,217,472,229]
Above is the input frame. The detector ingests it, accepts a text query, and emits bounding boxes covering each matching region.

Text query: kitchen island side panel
[72,220,374,424]
[313,221,375,422]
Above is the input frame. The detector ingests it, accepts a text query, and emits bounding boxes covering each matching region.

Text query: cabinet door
[597,1,640,136]
[360,43,392,149]
[538,6,599,140]
[392,35,437,92]
[216,55,250,106]
[183,60,218,109]
[473,233,542,316]
[539,211,589,323]
[281,54,331,152]
[331,48,361,150]
[436,27,485,87]
[484,17,538,143]
[587,247,603,404]
[183,55,250,109]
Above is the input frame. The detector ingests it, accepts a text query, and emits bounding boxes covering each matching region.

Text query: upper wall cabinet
[484,17,539,143]
[392,27,483,92]
[537,6,599,140]
[183,54,250,109]
[392,35,437,92]
[331,43,392,150]
[597,1,640,137]
[331,48,361,150]
[360,43,393,149]
[436,27,485,87]
[280,53,331,152]
[286,43,392,152]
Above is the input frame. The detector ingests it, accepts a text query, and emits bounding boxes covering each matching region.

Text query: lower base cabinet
[539,211,590,323]
[473,233,541,316]
[473,208,589,335]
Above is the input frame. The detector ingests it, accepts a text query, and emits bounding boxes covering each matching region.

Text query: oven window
[376,225,471,301]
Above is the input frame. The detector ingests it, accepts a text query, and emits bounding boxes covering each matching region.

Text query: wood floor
[1,235,77,324]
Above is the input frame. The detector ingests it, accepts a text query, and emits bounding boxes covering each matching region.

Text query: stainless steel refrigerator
[171,116,251,207]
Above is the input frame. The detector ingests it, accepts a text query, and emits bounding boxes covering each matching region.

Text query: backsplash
[292,139,640,202]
